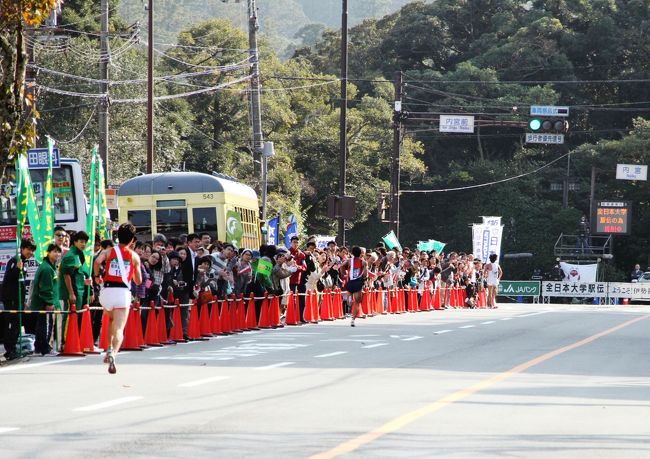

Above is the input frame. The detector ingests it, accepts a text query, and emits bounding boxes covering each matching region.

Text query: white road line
[434,330,452,335]
[500,317,513,321]
[153,356,234,361]
[459,325,475,329]
[402,336,423,342]
[481,321,496,325]
[350,334,380,337]
[73,396,143,412]
[0,357,84,373]
[0,428,19,434]
[238,339,257,343]
[144,346,165,351]
[314,351,348,358]
[517,311,551,318]
[255,362,295,371]
[363,343,389,349]
[178,376,231,388]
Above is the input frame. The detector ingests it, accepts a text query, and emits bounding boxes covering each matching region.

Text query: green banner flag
[417,239,446,253]
[83,148,98,276]
[382,230,402,252]
[225,210,243,249]
[431,240,446,253]
[41,137,55,253]
[16,155,45,260]
[256,258,273,277]
[96,156,110,240]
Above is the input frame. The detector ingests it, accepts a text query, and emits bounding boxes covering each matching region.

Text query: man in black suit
[180,233,201,339]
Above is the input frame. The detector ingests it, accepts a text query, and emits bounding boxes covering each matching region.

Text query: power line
[400,153,572,194]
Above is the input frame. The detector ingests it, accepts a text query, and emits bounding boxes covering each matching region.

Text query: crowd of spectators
[1,228,497,361]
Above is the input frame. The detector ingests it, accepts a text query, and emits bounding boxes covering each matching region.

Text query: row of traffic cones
[59,284,488,356]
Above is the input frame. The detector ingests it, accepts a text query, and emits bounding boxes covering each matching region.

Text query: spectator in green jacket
[31,244,62,356]
[60,231,93,310]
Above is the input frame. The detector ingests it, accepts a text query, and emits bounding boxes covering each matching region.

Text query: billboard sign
[592,201,631,235]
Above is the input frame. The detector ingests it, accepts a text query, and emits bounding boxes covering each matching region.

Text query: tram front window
[156,208,187,238]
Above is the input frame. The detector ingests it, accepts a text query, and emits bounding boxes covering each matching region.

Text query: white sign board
[530,105,569,117]
[439,115,474,133]
[608,283,650,300]
[542,281,607,298]
[616,164,647,181]
[525,133,564,144]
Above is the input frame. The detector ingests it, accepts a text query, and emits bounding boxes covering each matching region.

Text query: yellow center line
[309,314,649,459]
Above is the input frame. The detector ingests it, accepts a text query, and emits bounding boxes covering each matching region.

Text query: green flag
[16,155,45,260]
[41,137,55,252]
[225,210,243,249]
[96,156,110,240]
[83,147,98,276]
[431,239,446,253]
[256,258,273,277]
[382,230,402,252]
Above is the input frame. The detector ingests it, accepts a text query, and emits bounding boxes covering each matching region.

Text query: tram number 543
[202,193,214,200]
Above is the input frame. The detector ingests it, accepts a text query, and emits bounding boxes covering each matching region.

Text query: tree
[0,0,60,182]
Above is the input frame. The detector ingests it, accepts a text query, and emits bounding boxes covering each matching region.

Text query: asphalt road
[2,303,650,459]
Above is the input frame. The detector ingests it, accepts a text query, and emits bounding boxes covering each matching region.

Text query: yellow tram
[117,171,261,249]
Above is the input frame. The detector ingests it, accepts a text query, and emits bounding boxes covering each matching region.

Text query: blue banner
[266,216,280,246]
[284,214,298,247]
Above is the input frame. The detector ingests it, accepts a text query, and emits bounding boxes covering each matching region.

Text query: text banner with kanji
[592,201,631,235]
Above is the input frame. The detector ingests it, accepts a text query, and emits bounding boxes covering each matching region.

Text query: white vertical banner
[472,223,504,263]
[482,216,502,226]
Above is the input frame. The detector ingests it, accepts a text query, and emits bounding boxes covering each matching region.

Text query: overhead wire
[400,152,572,194]
[42,106,97,144]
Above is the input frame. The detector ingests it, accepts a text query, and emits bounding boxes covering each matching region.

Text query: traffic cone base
[59,309,85,357]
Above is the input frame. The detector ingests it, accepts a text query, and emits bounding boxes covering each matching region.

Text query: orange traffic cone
[334,288,344,319]
[320,289,332,320]
[59,305,85,357]
[144,301,163,346]
[132,305,147,348]
[221,298,233,333]
[199,301,213,337]
[188,301,206,340]
[269,295,282,328]
[79,307,98,354]
[171,300,186,342]
[120,308,143,351]
[285,292,298,325]
[303,290,313,323]
[245,294,259,330]
[258,294,271,328]
[210,300,223,335]
[229,296,241,333]
[237,296,247,330]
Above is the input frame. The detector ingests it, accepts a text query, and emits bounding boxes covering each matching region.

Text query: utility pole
[247,0,266,220]
[563,151,570,208]
[146,0,154,174]
[390,71,403,238]
[99,0,110,181]
[338,0,348,246]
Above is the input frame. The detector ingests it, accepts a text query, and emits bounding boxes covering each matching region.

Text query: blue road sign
[27,148,60,169]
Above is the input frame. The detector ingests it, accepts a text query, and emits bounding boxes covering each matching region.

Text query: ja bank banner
[498,281,540,297]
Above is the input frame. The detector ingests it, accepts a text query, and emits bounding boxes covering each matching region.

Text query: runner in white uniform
[484,253,502,309]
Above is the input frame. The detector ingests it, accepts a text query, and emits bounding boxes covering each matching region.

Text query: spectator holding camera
[211,243,237,298]
[272,249,297,317]
[233,249,254,296]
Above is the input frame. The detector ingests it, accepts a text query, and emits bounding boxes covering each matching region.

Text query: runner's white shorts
[99,287,132,311]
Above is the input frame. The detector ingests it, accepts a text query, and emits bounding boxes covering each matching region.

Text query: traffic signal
[377,193,390,222]
[528,117,568,133]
